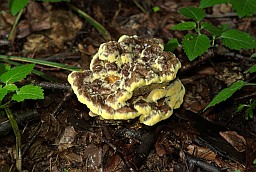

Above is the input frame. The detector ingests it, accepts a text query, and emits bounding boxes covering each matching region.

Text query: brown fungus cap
[68,35,185,126]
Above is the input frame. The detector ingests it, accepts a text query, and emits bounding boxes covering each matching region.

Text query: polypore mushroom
[68,35,185,126]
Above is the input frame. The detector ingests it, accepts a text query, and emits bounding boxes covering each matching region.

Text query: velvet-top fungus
[68,35,185,126]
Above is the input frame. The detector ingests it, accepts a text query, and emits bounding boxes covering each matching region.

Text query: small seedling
[204,63,256,111]
[0,63,44,104]
[0,63,44,171]
[166,0,256,114]
[236,99,256,120]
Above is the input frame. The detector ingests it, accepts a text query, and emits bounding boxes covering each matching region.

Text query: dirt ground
[0,0,256,171]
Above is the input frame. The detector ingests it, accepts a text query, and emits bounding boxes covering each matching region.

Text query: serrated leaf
[12,85,44,102]
[164,38,180,52]
[9,0,29,15]
[0,87,7,101]
[199,0,229,8]
[171,22,196,31]
[221,29,256,50]
[201,22,228,36]
[182,34,210,61]
[230,0,256,18]
[0,64,35,84]
[205,80,246,110]
[179,7,206,22]
[4,84,18,92]
[246,64,256,73]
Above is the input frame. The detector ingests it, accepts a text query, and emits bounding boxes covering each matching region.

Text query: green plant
[166,0,256,120]
[0,63,44,171]
[236,99,256,120]
[199,0,256,18]
[0,64,44,104]
[204,63,256,110]
[152,6,160,13]
[167,4,256,61]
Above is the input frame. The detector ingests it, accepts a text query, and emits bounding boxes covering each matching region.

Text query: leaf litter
[0,0,256,171]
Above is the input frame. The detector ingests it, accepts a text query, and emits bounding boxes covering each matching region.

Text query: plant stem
[8,9,23,42]
[5,107,22,171]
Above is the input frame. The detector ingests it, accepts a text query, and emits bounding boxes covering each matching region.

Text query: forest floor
[0,0,256,171]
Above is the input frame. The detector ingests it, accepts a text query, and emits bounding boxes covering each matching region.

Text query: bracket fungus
[68,35,185,126]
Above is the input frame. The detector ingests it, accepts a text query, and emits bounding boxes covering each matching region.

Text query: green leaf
[201,22,228,36]
[4,84,18,92]
[182,34,210,61]
[246,64,256,73]
[12,85,44,102]
[164,38,180,52]
[245,108,253,119]
[230,0,256,18]
[152,6,160,12]
[205,80,246,110]
[221,29,256,50]
[179,7,206,22]
[236,104,246,112]
[0,87,7,101]
[9,0,29,15]
[171,22,196,31]
[199,0,229,8]
[0,64,35,84]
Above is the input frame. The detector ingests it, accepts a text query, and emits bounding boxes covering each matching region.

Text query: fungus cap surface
[68,35,185,126]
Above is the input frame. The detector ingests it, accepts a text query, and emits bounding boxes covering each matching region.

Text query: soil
[0,0,256,172]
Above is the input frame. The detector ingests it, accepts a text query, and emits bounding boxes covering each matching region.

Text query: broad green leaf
[201,22,228,36]
[0,87,7,101]
[182,34,210,61]
[199,0,229,8]
[9,0,29,15]
[230,0,256,18]
[179,7,206,22]
[246,64,256,73]
[171,22,196,31]
[12,85,44,102]
[221,29,256,50]
[0,64,35,84]
[164,38,180,52]
[205,80,246,110]
[4,84,18,92]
